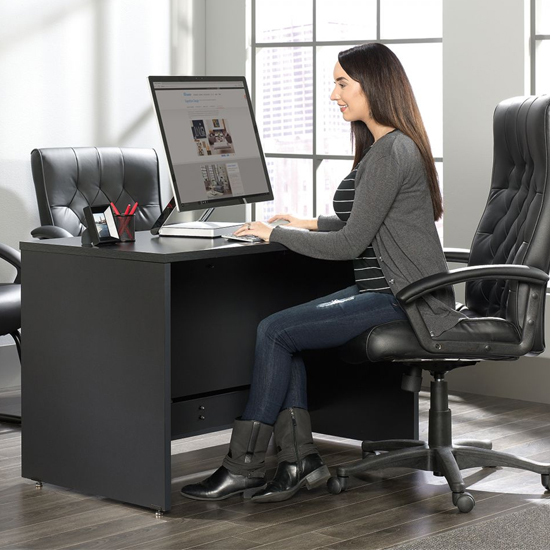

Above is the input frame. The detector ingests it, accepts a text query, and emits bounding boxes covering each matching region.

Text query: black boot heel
[305,464,331,490]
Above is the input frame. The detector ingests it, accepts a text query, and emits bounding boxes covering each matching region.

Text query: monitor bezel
[148,75,274,213]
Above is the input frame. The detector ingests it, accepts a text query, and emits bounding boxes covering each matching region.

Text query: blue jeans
[241,285,408,425]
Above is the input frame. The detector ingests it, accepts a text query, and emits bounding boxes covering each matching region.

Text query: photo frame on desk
[83,205,120,245]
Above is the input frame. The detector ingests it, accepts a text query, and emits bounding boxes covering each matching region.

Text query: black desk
[20,232,417,513]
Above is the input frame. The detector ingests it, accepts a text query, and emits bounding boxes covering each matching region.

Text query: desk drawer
[171,389,249,439]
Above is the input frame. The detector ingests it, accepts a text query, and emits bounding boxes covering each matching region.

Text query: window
[532,0,550,93]
[250,0,443,226]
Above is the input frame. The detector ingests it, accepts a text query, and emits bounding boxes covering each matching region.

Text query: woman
[180,43,462,503]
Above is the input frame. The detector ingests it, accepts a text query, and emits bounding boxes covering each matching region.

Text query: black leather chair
[327,95,550,513]
[0,243,21,424]
[30,147,162,238]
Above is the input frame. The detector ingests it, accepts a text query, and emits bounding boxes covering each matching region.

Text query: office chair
[30,147,162,238]
[327,95,550,513]
[0,242,21,424]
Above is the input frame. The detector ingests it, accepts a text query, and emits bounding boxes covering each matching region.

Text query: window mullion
[312,0,317,217]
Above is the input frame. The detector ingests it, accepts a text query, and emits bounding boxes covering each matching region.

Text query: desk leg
[22,251,171,512]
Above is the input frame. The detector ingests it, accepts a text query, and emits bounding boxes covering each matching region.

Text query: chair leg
[336,446,434,478]
[435,446,466,494]
[362,439,427,454]
[454,445,550,475]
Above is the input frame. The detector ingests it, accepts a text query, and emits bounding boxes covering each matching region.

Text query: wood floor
[1,386,550,549]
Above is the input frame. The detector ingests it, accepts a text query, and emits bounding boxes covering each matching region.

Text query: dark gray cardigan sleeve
[317,215,346,232]
[270,152,401,260]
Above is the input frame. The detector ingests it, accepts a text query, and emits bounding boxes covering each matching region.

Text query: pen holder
[115,215,136,242]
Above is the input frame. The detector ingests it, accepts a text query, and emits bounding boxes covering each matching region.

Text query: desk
[20,232,417,513]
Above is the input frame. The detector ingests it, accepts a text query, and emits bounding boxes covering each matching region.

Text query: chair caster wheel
[327,476,347,495]
[542,474,549,490]
[452,491,475,513]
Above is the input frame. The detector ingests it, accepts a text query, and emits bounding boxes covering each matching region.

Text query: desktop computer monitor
[148,76,273,233]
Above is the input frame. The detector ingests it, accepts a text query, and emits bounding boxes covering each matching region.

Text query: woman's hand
[233,221,274,242]
[233,214,318,242]
[268,214,318,231]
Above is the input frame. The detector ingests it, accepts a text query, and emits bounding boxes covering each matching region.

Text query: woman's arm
[269,153,401,260]
[317,215,346,232]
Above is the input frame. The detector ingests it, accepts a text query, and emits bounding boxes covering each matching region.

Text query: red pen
[124,204,131,215]
[129,202,138,216]
[110,202,120,215]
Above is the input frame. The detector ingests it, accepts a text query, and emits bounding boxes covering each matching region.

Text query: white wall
[204,0,249,224]
[0,0,174,386]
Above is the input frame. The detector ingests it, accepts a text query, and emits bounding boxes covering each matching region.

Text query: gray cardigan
[270,130,463,337]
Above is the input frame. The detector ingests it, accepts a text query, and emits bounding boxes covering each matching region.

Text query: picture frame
[83,204,120,245]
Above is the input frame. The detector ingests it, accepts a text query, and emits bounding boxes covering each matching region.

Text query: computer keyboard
[221,234,263,243]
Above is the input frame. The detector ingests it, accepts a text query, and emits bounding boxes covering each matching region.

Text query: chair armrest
[31,225,74,239]
[0,242,21,283]
[397,264,549,305]
[443,247,470,263]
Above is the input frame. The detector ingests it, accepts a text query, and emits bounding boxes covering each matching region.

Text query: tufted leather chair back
[31,147,162,236]
[466,96,550,332]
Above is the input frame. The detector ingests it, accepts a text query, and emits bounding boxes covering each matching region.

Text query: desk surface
[20,231,286,263]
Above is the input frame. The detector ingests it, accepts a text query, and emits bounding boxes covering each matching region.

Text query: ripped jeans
[241,285,408,425]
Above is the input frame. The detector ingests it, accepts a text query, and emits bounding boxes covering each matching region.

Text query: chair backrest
[466,95,550,348]
[30,147,162,235]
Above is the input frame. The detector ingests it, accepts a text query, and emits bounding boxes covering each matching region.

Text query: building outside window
[250,0,443,235]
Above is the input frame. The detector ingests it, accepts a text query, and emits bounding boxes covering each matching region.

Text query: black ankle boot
[179,465,266,501]
[252,453,330,502]
[181,419,272,501]
[252,408,330,503]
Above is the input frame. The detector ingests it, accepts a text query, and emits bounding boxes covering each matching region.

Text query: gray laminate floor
[1,387,550,549]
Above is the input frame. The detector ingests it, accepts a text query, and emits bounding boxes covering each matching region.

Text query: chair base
[329,439,550,512]
[327,374,550,513]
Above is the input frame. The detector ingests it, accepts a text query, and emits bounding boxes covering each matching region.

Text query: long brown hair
[338,43,443,221]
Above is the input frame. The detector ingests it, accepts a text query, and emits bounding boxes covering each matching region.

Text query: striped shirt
[333,163,391,294]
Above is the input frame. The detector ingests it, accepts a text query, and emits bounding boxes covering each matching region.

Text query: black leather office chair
[0,243,21,424]
[327,95,550,513]
[30,147,162,238]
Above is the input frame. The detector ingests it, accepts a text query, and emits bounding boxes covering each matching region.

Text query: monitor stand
[158,207,242,238]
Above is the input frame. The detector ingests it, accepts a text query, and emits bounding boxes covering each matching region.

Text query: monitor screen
[148,76,273,213]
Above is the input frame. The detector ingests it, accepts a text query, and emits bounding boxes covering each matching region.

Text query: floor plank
[1,389,550,549]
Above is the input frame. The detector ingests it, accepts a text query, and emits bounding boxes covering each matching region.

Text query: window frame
[249,0,443,219]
